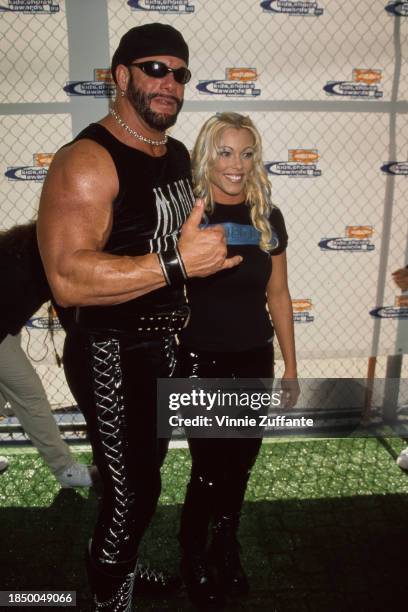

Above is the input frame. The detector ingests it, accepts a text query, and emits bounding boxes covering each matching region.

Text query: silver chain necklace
[110,107,168,146]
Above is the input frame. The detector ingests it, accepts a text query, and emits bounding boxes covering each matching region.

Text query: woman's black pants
[178,343,274,551]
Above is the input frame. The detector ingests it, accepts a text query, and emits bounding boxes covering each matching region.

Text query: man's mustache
[148,92,182,105]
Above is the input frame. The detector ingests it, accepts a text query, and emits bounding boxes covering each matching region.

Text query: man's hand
[178,199,242,278]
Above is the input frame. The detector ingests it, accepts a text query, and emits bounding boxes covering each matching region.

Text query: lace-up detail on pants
[91,339,136,564]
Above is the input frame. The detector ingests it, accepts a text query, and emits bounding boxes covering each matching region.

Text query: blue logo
[381,161,408,176]
[293,300,314,323]
[202,222,279,249]
[5,153,52,182]
[385,1,408,16]
[319,227,375,252]
[128,0,194,12]
[64,69,115,98]
[318,238,375,252]
[265,149,321,178]
[5,166,47,181]
[324,69,383,99]
[293,311,314,323]
[197,68,261,97]
[26,317,63,330]
[265,161,321,177]
[0,0,59,13]
[370,306,408,319]
[260,0,323,16]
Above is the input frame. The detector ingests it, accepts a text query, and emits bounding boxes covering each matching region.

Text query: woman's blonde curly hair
[191,112,274,252]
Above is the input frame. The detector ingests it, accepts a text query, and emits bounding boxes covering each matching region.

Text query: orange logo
[292,299,313,312]
[346,226,374,239]
[34,153,53,167]
[95,69,115,84]
[396,296,408,308]
[353,69,382,85]
[288,149,319,164]
[226,68,257,82]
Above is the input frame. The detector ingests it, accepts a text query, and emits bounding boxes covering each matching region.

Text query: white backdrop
[0,1,407,402]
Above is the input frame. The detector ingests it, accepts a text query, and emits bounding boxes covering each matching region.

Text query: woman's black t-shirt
[180,202,288,352]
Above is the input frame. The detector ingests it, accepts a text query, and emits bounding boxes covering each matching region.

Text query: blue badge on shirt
[200,222,279,249]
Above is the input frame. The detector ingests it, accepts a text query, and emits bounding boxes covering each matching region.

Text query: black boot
[180,548,224,610]
[133,562,182,597]
[210,447,261,599]
[86,542,136,612]
[179,475,225,609]
[210,514,249,598]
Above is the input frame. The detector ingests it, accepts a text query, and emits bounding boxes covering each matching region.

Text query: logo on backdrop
[127,0,194,12]
[318,226,375,252]
[324,69,383,99]
[381,161,408,175]
[5,153,53,182]
[0,0,59,12]
[370,296,408,319]
[260,0,323,16]
[385,1,408,16]
[265,149,321,177]
[26,316,63,330]
[197,68,261,97]
[292,299,314,323]
[64,69,115,98]
[26,305,63,330]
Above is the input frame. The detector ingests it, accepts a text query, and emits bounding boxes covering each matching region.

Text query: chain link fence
[0,0,407,443]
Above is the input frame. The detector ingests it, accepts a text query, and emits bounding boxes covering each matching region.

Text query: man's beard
[127,77,183,131]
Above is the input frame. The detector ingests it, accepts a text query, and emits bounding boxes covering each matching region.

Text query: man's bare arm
[37,139,167,307]
[37,139,242,308]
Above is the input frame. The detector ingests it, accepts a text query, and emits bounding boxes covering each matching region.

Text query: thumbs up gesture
[178,199,242,278]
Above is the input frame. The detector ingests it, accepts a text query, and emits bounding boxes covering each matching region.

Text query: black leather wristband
[158,246,187,288]
[174,245,188,280]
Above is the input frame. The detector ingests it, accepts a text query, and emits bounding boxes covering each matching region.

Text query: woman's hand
[280,370,300,409]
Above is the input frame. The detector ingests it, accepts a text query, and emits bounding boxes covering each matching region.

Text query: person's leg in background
[0,333,91,487]
[0,455,9,474]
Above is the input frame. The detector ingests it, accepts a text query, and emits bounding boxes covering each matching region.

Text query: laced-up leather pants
[63,330,176,570]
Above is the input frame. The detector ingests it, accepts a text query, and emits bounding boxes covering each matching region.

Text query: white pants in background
[0,333,74,475]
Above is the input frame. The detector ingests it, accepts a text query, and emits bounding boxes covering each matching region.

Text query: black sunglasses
[129,61,191,85]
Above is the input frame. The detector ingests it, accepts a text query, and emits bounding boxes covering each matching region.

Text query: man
[0,222,91,488]
[37,23,241,612]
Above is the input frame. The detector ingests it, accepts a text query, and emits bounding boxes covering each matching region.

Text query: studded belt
[131,306,190,334]
[75,304,190,337]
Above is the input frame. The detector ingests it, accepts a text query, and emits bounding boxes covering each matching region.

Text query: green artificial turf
[1,438,408,611]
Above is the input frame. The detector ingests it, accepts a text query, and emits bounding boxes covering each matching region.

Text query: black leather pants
[63,330,176,569]
[178,344,274,550]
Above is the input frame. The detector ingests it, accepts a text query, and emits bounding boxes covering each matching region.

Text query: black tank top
[70,123,194,327]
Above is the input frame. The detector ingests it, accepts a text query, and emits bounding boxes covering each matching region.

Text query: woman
[178,113,298,608]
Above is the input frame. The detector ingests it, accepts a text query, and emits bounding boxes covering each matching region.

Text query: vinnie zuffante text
[167,390,314,430]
